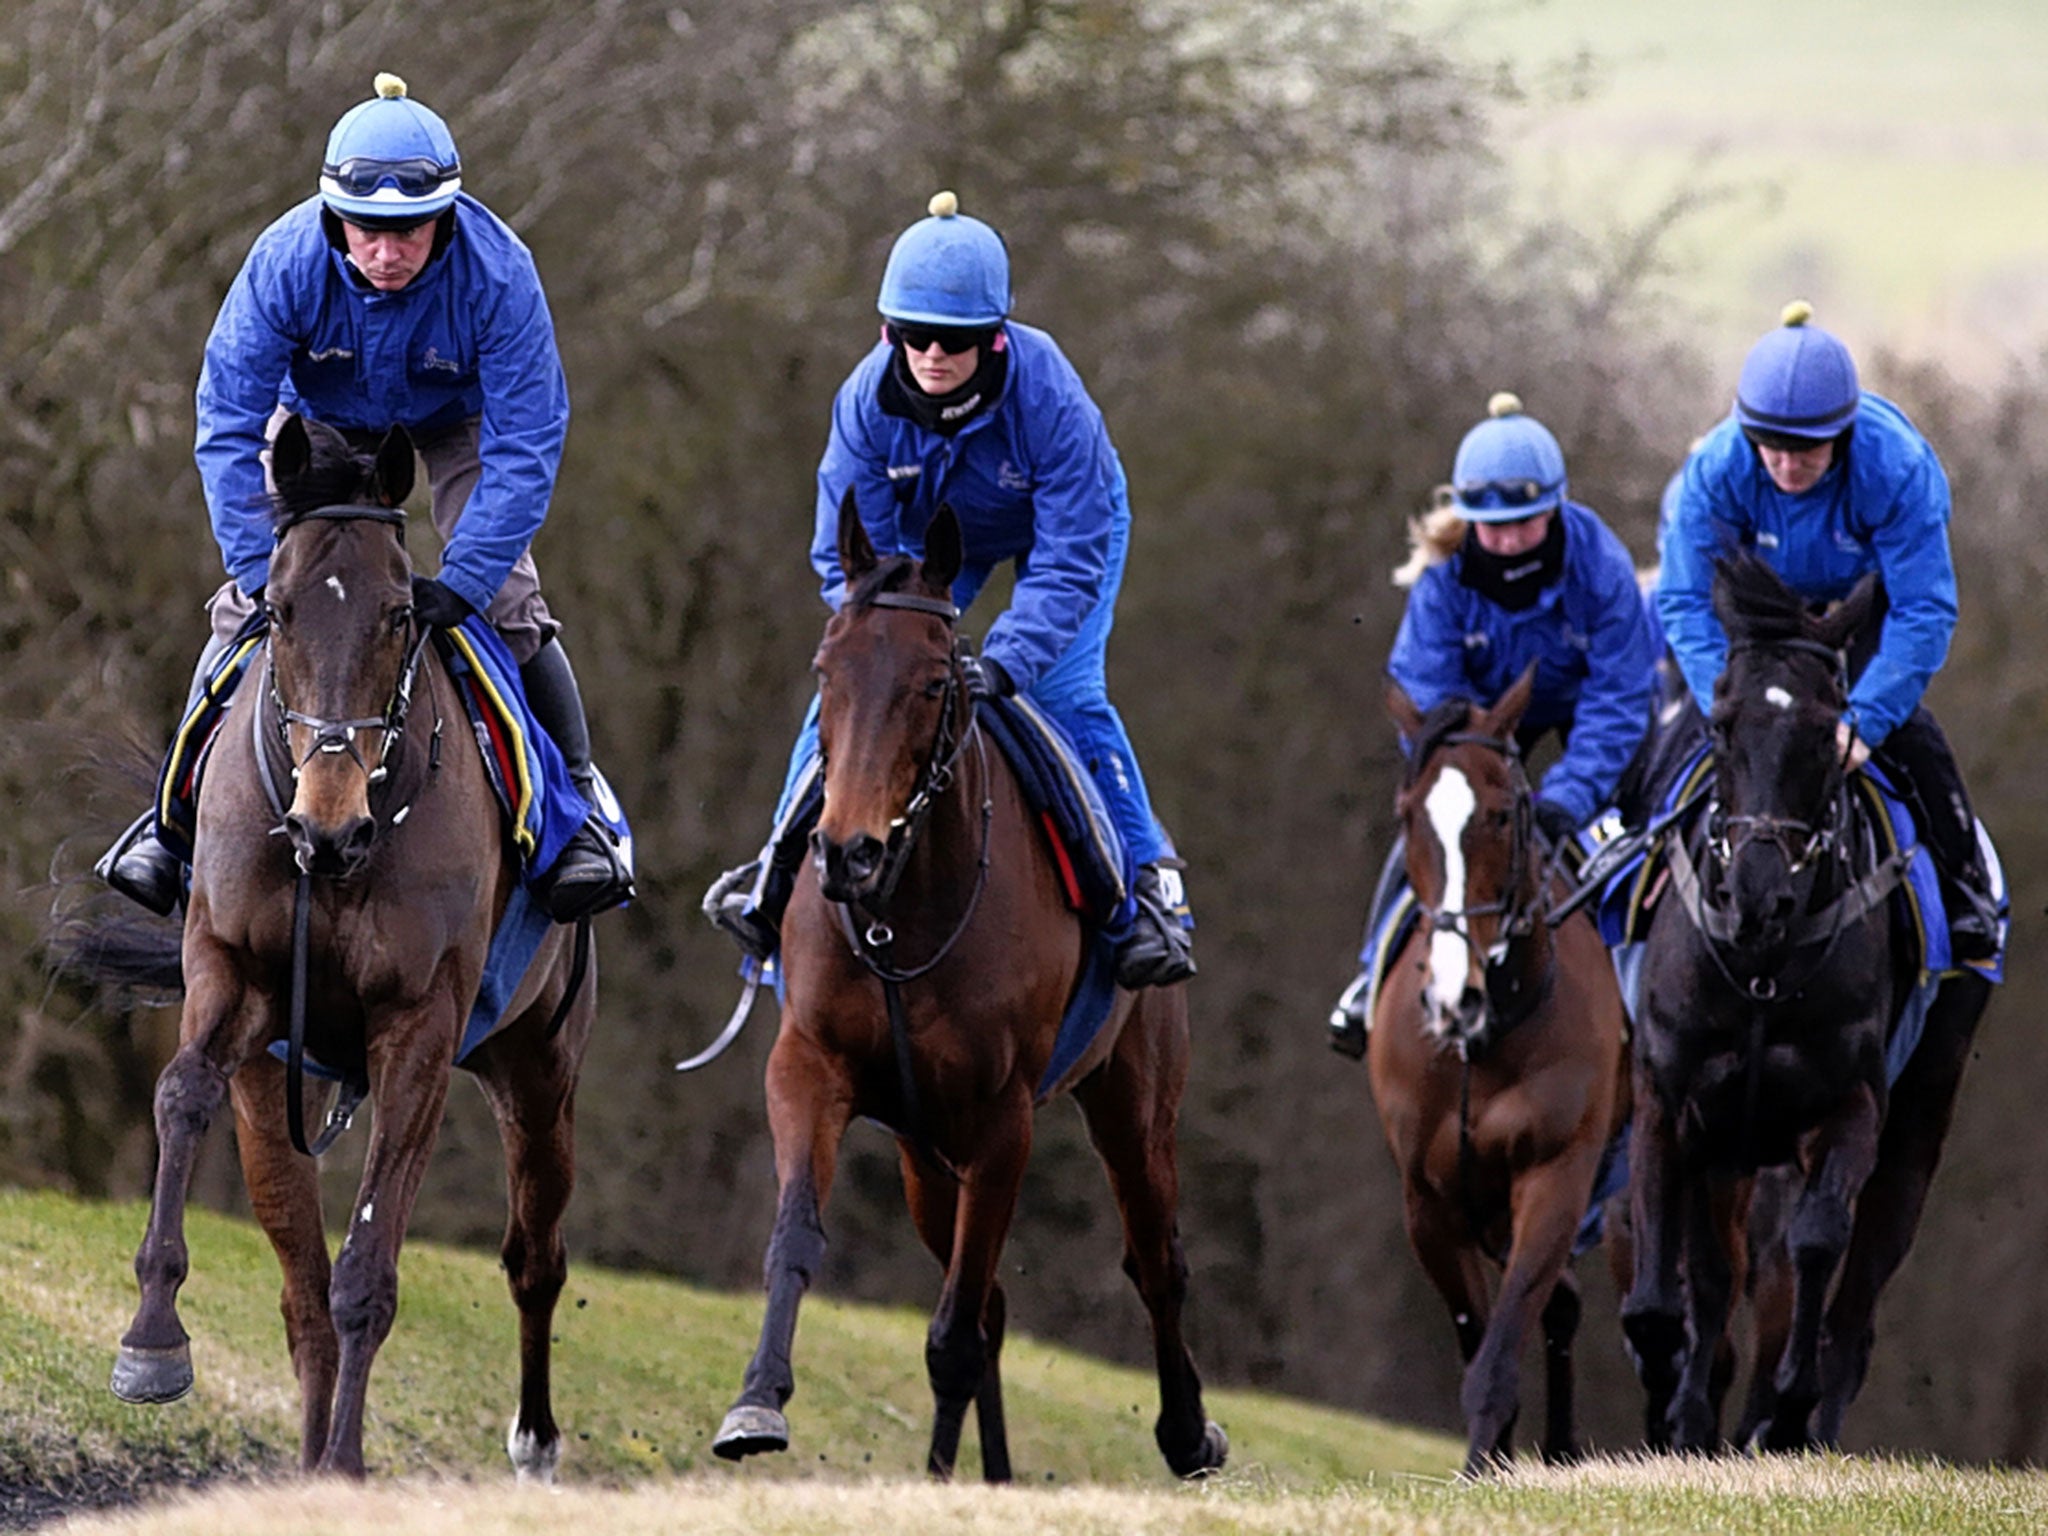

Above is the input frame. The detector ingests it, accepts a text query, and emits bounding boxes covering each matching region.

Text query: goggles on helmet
[1741,424,1835,454]
[322,156,459,199]
[1454,478,1556,514]
[886,320,993,356]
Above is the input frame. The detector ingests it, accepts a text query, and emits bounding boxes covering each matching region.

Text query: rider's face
[341,219,437,291]
[1755,438,1835,494]
[1471,508,1553,557]
[902,338,979,396]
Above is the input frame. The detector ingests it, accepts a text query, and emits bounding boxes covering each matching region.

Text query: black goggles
[323,156,459,199]
[886,320,992,356]
[1454,479,1553,514]
[1741,424,1833,454]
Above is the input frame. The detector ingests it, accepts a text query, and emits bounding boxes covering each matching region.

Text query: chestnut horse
[1370,672,1629,1476]
[712,497,1226,1482]
[79,416,594,1478]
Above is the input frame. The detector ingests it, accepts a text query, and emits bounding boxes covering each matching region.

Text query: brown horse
[78,415,595,1478]
[712,497,1226,1482]
[1369,672,1630,1476]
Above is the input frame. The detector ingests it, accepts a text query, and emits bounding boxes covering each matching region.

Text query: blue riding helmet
[1451,393,1567,521]
[877,190,1010,328]
[1735,300,1859,442]
[319,73,462,226]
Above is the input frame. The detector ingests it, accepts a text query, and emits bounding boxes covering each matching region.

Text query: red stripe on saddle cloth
[462,674,520,799]
[1040,809,1086,913]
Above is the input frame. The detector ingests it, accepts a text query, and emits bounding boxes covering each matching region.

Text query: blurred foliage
[4,0,2043,1468]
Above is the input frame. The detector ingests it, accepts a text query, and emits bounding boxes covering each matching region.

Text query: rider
[1329,393,1660,1054]
[1658,300,1999,963]
[704,191,1195,989]
[95,72,631,923]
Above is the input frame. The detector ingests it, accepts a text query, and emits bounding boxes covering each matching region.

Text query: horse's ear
[372,426,415,508]
[271,413,312,488]
[1385,677,1426,742]
[1484,663,1538,739]
[838,487,876,581]
[923,503,963,592]
[1815,572,1885,654]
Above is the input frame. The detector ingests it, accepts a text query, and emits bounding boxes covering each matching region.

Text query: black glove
[961,653,1014,703]
[1533,798,1579,847]
[410,575,475,630]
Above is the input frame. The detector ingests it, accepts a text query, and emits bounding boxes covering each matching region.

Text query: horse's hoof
[110,1343,194,1405]
[712,1404,789,1461]
[507,1420,563,1484]
[1168,1420,1228,1479]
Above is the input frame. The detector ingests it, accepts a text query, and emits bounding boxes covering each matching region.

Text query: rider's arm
[1539,527,1658,824]
[433,245,569,616]
[1656,446,1740,710]
[1846,451,1958,749]
[194,232,303,597]
[811,352,902,610]
[979,393,1115,691]
[1386,566,1475,726]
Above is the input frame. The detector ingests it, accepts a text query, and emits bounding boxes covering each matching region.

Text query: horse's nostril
[845,836,884,881]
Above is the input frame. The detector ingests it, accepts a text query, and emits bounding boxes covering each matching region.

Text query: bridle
[1413,730,1540,962]
[1704,634,1850,878]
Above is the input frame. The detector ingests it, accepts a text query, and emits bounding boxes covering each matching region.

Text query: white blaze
[326,575,348,603]
[1424,766,1476,1013]
[1764,685,1794,710]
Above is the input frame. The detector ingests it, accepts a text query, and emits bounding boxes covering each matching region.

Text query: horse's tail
[44,897,185,999]
[1393,501,1468,589]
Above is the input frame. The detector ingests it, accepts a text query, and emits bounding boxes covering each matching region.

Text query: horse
[63,414,595,1478]
[711,495,1227,1483]
[1621,552,1992,1452]
[1369,670,1630,1477]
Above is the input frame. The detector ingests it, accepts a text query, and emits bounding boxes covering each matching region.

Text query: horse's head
[265,413,419,878]
[1388,666,1537,1044]
[1706,553,1880,952]
[810,491,969,907]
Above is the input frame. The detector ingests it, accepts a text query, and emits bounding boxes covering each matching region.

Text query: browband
[275,503,408,538]
[870,591,959,622]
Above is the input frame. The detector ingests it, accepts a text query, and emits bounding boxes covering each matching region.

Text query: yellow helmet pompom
[374,72,408,100]
[928,190,960,219]
[1781,299,1815,328]
[1487,391,1524,419]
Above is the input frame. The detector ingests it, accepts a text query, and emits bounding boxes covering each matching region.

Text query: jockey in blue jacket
[1329,393,1659,1054]
[1659,300,1998,961]
[97,73,630,922]
[704,191,1195,989]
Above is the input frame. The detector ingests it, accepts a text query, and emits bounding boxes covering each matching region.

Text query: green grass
[0,1187,1453,1494]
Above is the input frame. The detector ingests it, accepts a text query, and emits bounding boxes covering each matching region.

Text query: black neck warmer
[879,341,1010,437]
[1459,511,1568,612]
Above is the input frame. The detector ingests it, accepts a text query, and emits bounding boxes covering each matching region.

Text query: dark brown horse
[1370,673,1630,1476]
[712,497,1226,1482]
[76,415,594,1478]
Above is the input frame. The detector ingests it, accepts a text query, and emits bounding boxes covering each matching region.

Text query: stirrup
[532,821,634,923]
[1327,971,1370,1059]
[94,812,184,917]
[703,859,780,962]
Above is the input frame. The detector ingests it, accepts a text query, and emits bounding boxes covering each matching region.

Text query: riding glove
[962,653,1014,702]
[1533,798,1580,847]
[410,575,475,630]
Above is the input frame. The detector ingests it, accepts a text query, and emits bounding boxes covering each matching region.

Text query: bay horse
[1371,671,1630,1477]
[75,415,595,1478]
[1622,553,1991,1452]
[712,496,1227,1482]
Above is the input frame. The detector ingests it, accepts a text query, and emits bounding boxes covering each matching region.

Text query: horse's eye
[390,605,411,634]
[923,678,947,700]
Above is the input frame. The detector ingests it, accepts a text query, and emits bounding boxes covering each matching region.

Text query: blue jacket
[1389,501,1658,825]
[811,323,1121,691]
[1658,395,1955,748]
[194,193,569,614]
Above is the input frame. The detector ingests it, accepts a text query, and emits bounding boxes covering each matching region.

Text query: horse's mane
[268,430,376,532]
[1403,696,1478,786]
[1715,552,1812,647]
[843,553,933,613]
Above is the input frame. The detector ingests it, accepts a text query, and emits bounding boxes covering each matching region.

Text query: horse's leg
[1539,1267,1583,1466]
[715,1026,855,1461]
[1620,1065,1687,1450]
[897,1147,1011,1484]
[228,1056,336,1468]
[113,946,259,1406]
[1668,1171,1739,1452]
[319,1006,459,1476]
[921,1093,1031,1482]
[471,1023,586,1484]
[1736,1168,1795,1447]
[1815,975,1987,1445]
[1462,1153,1590,1474]
[1762,1080,1883,1452]
[1073,996,1227,1481]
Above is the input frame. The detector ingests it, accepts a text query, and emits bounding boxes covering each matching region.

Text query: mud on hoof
[109,1342,194,1405]
[1163,1419,1229,1479]
[713,1403,790,1461]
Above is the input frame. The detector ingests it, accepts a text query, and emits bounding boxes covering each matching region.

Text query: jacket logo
[998,459,1031,492]
[308,346,353,362]
[418,346,461,375]
[886,464,922,481]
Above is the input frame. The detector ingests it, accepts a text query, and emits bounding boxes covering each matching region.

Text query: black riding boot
[1115,861,1197,990]
[1873,708,2000,964]
[703,759,825,963]
[520,637,634,922]
[1329,834,1409,1059]
[95,632,234,915]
